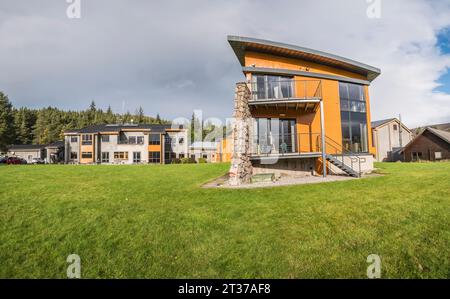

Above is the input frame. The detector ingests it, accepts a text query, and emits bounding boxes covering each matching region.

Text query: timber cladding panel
[245,51,368,81]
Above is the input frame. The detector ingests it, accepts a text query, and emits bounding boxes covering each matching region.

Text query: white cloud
[0,0,449,127]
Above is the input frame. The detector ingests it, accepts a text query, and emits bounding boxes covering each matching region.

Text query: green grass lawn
[0,162,449,278]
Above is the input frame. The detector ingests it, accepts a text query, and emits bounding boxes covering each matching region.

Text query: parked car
[0,156,7,164]
[31,158,45,164]
[6,157,27,165]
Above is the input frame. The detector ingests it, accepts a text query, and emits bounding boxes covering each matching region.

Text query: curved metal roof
[228,35,381,82]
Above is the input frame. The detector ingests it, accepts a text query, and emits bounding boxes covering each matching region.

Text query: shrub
[198,158,207,164]
[180,157,196,164]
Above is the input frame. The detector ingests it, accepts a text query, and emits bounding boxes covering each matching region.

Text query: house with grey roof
[64,123,188,164]
[402,127,450,162]
[371,118,413,162]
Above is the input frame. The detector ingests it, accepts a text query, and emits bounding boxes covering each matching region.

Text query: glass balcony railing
[250,133,322,156]
[250,80,322,102]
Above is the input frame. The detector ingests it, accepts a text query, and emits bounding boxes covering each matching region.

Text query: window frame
[101,152,110,163]
[81,134,93,145]
[114,152,129,160]
[149,134,161,145]
[133,152,141,163]
[339,82,369,153]
[148,151,161,164]
[81,152,93,159]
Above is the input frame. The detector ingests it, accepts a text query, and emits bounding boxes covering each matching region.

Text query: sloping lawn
[0,162,449,278]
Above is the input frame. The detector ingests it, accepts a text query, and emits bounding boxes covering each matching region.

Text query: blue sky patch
[436,28,450,93]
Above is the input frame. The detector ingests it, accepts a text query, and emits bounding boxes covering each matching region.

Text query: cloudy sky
[1,0,449,127]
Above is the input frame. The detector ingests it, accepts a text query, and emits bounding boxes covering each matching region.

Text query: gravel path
[202,174,369,189]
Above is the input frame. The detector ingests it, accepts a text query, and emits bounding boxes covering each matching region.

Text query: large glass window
[254,118,296,154]
[252,75,294,100]
[149,151,160,163]
[339,82,368,153]
[101,135,110,142]
[149,134,161,145]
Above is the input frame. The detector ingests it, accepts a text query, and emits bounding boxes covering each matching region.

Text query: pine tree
[0,92,15,150]
[137,107,145,124]
[156,113,162,124]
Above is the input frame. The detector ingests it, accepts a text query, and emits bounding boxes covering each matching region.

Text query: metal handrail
[323,136,362,177]
[249,80,322,101]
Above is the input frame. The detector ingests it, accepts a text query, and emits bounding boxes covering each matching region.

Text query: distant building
[371,118,413,162]
[64,124,188,164]
[402,127,450,162]
[189,142,218,162]
[7,144,46,163]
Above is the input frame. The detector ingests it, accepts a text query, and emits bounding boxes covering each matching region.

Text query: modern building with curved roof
[228,36,381,178]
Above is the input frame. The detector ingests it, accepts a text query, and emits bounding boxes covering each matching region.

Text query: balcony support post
[320,100,327,178]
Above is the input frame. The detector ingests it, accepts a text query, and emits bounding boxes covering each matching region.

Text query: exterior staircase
[325,154,360,178]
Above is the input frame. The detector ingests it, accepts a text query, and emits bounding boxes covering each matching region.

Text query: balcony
[250,133,323,160]
[249,80,322,111]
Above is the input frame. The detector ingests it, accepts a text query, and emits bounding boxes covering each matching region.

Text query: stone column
[229,82,253,186]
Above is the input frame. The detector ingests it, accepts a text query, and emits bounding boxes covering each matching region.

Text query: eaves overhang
[228,35,381,82]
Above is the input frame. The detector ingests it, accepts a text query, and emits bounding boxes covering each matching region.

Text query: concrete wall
[253,158,316,177]
[328,154,374,175]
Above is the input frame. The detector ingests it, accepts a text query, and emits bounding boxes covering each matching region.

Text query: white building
[371,118,413,162]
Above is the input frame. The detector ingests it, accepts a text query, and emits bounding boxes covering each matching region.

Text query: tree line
[0,91,167,151]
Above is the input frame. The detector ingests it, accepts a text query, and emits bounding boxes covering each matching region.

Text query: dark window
[149,151,160,163]
[128,136,137,144]
[202,154,208,159]
[133,152,141,163]
[81,152,92,159]
[137,136,144,145]
[179,153,185,159]
[339,82,368,153]
[101,152,109,163]
[393,124,398,131]
[101,135,110,142]
[81,134,93,145]
[70,136,78,143]
[179,137,184,144]
[149,134,160,145]
[70,152,78,159]
[412,152,423,161]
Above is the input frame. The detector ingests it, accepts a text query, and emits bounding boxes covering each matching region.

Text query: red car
[6,157,27,165]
